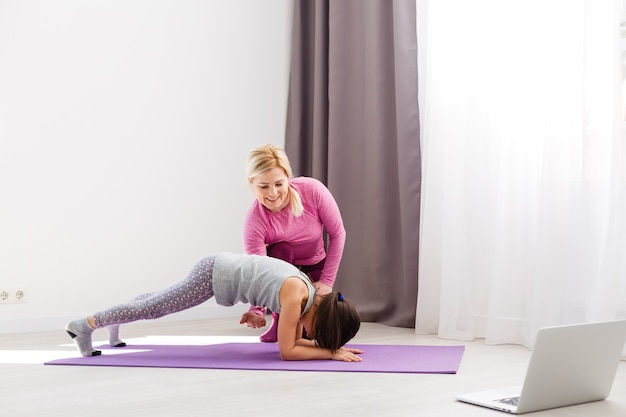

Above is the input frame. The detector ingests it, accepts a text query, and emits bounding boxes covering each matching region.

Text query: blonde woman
[241,144,346,342]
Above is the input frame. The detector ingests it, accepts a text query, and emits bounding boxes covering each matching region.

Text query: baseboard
[0,303,249,335]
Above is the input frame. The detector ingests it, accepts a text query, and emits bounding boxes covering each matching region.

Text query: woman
[243,144,347,342]
[65,252,362,361]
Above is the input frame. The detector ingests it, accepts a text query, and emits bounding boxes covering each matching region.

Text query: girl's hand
[331,347,364,362]
[240,312,266,328]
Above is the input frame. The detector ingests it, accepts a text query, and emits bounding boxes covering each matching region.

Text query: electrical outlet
[0,288,29,304]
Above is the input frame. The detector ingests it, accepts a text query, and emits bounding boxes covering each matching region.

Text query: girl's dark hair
[313,292,361,352]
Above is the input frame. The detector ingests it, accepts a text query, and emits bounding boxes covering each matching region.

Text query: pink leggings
[93,255,216,328]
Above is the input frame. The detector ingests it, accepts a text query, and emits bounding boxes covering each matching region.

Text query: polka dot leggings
[93,255,216,328]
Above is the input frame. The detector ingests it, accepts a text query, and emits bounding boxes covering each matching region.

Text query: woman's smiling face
[251,167,290,213]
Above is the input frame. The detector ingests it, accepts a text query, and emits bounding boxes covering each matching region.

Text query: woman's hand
[331,347,364,362]
[240,312,267,328]
[313,282,332,296]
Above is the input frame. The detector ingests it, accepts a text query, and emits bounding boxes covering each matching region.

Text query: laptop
[455,320,626,414]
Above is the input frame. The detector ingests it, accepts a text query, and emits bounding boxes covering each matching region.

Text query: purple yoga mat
[45,343,464,373]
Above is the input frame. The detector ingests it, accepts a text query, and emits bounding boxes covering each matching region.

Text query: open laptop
[455,320,626,414]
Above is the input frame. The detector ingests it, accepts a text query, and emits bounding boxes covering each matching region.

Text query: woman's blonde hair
[246,144,303,217]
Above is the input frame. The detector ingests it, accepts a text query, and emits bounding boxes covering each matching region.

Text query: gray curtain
[285,0,421,328]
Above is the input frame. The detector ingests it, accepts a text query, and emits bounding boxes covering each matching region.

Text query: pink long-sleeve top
[243,176,346,287]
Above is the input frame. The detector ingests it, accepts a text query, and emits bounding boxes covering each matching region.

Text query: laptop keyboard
[496,396,520,406]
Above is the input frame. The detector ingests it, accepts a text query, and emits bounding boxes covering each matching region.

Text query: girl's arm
[276,278,361,362]
[295,338,317,347]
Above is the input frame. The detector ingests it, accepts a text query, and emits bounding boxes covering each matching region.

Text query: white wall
[0,0,293,333]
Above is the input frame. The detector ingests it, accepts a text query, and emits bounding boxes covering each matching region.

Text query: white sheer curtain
[416,0,626,349]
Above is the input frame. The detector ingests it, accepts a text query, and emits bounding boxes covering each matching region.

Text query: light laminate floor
[1,317,625,417]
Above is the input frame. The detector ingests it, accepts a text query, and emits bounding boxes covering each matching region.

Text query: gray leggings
[93,255,216,328]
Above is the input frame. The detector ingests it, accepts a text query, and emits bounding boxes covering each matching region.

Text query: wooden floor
[1,317,626,417]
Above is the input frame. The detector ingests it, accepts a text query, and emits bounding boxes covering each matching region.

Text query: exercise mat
[45,343,464,373]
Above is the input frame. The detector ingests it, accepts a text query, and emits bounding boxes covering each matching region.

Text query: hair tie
[337,292,344,301]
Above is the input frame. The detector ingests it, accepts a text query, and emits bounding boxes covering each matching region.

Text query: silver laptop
[455,320,626,414]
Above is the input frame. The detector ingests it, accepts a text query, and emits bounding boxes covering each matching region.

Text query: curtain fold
[285,0,421,327]
[416,0,626,349]
[285,0,330,183]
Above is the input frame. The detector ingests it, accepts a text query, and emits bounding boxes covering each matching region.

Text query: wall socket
[0,288,29,304]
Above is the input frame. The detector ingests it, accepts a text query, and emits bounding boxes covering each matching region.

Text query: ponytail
[288,186,303,217]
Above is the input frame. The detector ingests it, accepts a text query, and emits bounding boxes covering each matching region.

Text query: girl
[243,144,346,342]
[65,252,362,362]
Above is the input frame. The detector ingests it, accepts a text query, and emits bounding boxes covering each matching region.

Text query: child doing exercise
[65,252,362,362]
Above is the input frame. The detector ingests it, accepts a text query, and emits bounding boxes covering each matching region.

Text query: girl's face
[251,167,290,213]
[300,315,314,339]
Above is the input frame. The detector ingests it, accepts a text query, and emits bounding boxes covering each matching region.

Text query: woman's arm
[243,204,269,255]
[308,179,346,288]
